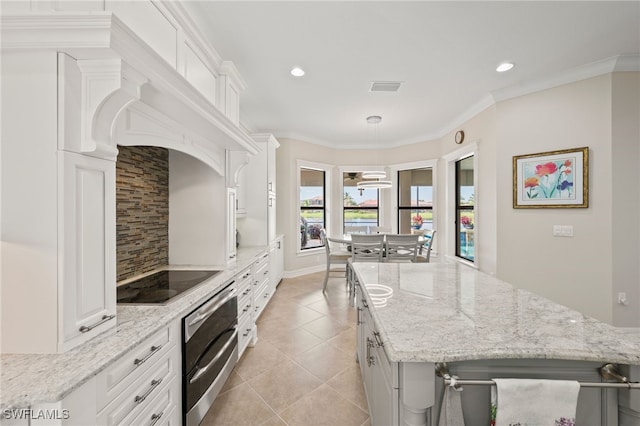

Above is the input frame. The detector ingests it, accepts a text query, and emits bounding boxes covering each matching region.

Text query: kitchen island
[349,261,640,426]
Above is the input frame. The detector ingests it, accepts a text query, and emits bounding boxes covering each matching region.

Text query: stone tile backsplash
[116,146,169,281]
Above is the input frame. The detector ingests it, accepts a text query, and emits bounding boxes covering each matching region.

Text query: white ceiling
[183,1,640,149]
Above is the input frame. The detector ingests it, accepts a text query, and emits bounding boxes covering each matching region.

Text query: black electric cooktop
[117,270,220,304]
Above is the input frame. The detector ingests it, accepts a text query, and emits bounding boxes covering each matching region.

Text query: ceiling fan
[344,172,359,183]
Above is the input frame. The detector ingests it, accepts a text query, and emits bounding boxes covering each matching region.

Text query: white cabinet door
[269,236,283,290]
[236,134,279,246]
[227,188,237,262]
[60,151,116,351]
[359,294,398,426]
[267,138,278,196]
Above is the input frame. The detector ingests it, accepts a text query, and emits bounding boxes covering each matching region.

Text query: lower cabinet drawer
[253,283,270,319]
[129,375,180,426]
[238,315,254,358]
[96,344,179,426]
[237,291,252,320]
[96,325,174,411]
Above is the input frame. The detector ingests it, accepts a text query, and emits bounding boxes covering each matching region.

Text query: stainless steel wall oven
[182,280,237,425]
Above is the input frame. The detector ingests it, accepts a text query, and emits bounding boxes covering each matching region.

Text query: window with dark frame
[397,168,433,234]
[455,156,475,262]
[343,172,379,233]
[299,168,325,250]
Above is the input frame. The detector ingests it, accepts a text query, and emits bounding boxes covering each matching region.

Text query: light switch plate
[553,225,574,237]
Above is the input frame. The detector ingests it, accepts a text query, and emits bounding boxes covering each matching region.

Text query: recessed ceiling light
[496,62,515,73]
[290,67,305,77]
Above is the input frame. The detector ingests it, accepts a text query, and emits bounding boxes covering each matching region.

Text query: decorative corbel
[74,58,148,161]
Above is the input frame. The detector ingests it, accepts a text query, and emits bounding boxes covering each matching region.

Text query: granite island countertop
[0,246,268,410]
[351,261,640,365]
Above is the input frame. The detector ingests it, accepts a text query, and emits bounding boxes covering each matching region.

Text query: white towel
[492,378,580,426]
[438,386,465,426]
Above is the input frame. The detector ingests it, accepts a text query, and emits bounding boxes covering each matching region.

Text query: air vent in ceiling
[370,81,402,92]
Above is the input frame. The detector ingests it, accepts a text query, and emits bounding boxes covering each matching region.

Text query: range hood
[2,10,259,170]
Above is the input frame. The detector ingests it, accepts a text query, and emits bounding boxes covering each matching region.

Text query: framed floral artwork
[513,147,589,208]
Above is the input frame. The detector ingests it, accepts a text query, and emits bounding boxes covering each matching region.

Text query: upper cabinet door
[60,151,117,351]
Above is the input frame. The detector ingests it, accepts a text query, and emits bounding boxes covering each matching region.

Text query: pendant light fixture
[358,115,392,190]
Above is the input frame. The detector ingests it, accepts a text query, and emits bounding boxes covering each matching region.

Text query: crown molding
[1,12,259,157]
[160,1,224,71]
[220,61,248,91]
[491,55,639,103]
[613,54,640,72]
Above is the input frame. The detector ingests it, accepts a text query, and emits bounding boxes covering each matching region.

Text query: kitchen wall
[496,75,613,323]
[276,72,640,327]
[116,146,169,281]
[611,72,640,327]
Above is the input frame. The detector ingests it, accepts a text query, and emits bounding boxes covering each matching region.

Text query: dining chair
[415,230,436,263]
[369,226,392,234]
[385,234,420,262]
[351,234,385,262]
[345,226,368,234]
[320,229,351,293]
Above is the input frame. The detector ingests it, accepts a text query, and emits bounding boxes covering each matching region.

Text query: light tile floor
[201,271,370,426]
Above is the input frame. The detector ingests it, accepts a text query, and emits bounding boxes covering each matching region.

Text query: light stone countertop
[0,246,268,410]
[352,261,640,365]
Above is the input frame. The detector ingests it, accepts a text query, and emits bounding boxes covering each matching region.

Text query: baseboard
[283,264,325,279]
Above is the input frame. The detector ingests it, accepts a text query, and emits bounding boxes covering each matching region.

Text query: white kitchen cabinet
[235,265,254,357]
[355,278,399,426]
[270,236,284,291]
[23,322,181,426]
[1,51,118,353]
[252,250,271,321]
[96,322,181,426]
[235,134,280,247]
[60,151,117,351]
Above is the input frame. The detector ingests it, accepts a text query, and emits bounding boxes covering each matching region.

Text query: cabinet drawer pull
[362,299,369,309]
[263,270,269,275]
[242,328,252,337]
[373,331,384,347]
[366,337,375,367]
[242,304,251,312]
[242,272,250,279]
[135,378,163,404]
[150,411,164,426]
[134,345,163,366]
[229,254,236,259]
[357,307,362,325]
[242,288,251,296]
[264,293,269,298]
[79,314,115,333]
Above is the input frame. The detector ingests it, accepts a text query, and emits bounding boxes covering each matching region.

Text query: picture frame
[513,147,589,209]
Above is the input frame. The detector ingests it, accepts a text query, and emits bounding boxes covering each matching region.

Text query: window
[300,168,325,250]
[456,156,474,261]
[343,172,379,232]
[397,168,433,234]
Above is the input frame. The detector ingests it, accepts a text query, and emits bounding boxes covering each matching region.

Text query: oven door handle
[189,326,238,385]
[188,287,237,328]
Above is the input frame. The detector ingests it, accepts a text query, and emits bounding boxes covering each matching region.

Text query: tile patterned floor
[201,271,370,426]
